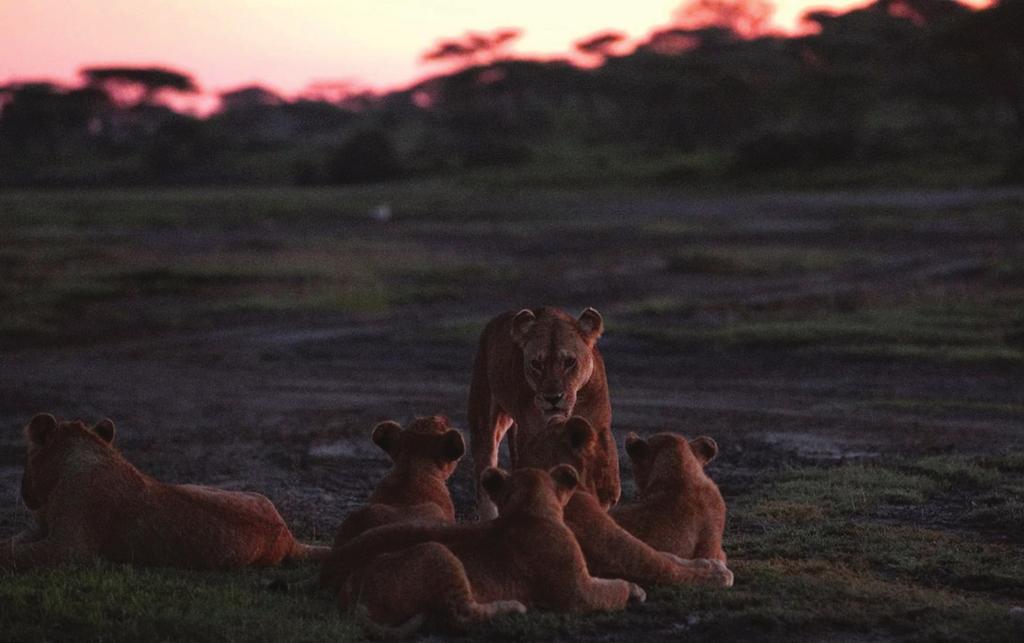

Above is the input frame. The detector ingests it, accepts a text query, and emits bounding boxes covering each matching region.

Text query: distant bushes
[457,137,533,168]
[325,128,404,184]
[733,127,859,172]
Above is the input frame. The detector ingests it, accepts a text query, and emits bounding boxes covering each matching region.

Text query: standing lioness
[2,413,326,571]
[468,307,618,518]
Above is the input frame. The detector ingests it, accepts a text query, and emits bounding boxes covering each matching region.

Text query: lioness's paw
[627,582,647,604]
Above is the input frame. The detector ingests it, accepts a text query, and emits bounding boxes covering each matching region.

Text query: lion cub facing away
[611,432,727,562]
[330,466,643,637]
[328,415,464,550]
[518,417,732,589]
[1,414,326,571]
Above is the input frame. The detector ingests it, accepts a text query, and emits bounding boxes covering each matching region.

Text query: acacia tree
[422,28,522,68]
[574,31,627,60]
[80,66,197,108]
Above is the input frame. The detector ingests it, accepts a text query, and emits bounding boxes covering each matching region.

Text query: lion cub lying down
[326,466,643,636]
[612,431,727,561]
[518,417,732,589]
[1,414,326,571]
[328,416,464,549]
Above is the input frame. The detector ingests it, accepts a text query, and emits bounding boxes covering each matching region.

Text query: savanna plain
[1,183,1022,642]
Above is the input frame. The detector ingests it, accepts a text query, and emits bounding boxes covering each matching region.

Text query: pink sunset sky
[0,0,991,99]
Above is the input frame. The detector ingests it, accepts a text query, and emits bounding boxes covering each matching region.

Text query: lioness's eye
[530,359,543,371]
[564,357,577,369]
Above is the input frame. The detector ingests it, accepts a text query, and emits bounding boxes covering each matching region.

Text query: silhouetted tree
[575,31,627,59]
[219,85,283,111]
[0,82,110,155]
[422,29,522,68]
[81,66,197,107]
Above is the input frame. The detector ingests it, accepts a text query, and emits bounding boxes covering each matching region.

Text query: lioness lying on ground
[1,413,326,571]
[324,466,643,637]
[517,416,732,589]
[327,416,463,551]
[611,432,727,561]
[468,306,619,518]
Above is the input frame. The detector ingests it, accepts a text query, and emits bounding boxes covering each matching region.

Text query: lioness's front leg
[472,408,512,520]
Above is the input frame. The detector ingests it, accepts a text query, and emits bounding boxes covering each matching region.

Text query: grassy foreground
[2,453,1022,642]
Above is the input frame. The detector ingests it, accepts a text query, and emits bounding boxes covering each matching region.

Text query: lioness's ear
[690,436,719,466]
[510,309,537,345]
[565,416,596,452]
[549,464,580,496]
[577,307,603,344]
[480,467,510,502]
[440,429,466,462]
[625,432,648,459]
[371,421,403,455]
[93,419,116,444]
[25,413,57,446]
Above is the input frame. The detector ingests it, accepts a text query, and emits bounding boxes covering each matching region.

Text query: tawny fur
[467,306,619,519]
[1,414,326,571]
[611,432,728,562]
[329,416,462,545]
[517,417,732,589]
[323,466,641,636]
[320,416,463,588]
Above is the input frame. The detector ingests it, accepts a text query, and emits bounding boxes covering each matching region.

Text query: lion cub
[518,417,732,588]
[328,416,464,549]
[1,414,326,571]
[327,466,642,637]
[611,432,727,561]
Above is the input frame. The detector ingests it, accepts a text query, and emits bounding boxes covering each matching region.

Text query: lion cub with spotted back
[468,307,619,519]
[611,432,727,561]
[518,416,732,589]
[328,416,464,549]
[1,414,326,571]
[326,466,643,637]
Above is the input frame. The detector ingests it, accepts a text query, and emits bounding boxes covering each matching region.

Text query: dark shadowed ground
[1,185,1022,642]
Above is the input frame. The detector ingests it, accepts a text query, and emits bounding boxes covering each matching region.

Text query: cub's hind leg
[351,542,525,637]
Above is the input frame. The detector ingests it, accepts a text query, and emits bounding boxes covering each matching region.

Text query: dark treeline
[1,0,1022,188]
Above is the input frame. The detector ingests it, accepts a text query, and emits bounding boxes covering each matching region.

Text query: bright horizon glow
[1,0,992,103]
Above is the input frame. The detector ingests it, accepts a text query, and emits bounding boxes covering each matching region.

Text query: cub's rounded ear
[624,432,648,459]
[565,416,596,452]
[93,419,116,444]
[440,429,466,462]
[690,436,719,466]
[577,307,603,344]
[25,413,58,446]
[480,467,510,502]
[371,421,403,455]
[549,464,580,493]
[510,309,537,345]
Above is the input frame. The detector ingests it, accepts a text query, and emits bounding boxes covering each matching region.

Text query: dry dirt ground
[0,185,1022,641]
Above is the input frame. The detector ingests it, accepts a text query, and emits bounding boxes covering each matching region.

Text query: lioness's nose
[543,394,564,406]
